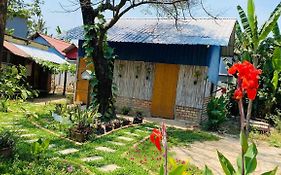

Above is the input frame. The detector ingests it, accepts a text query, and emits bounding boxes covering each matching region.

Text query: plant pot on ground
[113,119,121,129]
[133,111,144,124]
[69,124,93,142]
[95,123,105,135]
[105,122,113,132]
[121,118,131,126]
[0,130,18,158]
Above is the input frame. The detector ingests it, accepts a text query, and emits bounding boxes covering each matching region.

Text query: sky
[41,0,281,35]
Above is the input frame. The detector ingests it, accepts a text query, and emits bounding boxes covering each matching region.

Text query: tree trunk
[80,0,116,120]
[0,0,8,67]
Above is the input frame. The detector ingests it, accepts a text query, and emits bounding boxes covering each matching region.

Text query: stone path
[98,164,120,172]
[117,136,134,141]
[58,148,79,155]
[81,156,103,162]
[171,136,281,175]
[95,146,115,153]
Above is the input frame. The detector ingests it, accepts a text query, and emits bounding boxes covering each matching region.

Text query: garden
[1,0,281,174]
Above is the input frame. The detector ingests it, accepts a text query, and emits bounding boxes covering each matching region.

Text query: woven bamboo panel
[176,65,208,109]
[113,60,155,100]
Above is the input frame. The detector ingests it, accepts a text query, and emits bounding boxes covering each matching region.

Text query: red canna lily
[228,61,261,100]
[150,129,162,151]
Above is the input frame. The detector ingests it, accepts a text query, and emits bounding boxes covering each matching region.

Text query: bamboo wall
[113,60,155,101]
[176,65,208,109]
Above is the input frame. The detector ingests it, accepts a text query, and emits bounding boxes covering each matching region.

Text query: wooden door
[151,63,179,119]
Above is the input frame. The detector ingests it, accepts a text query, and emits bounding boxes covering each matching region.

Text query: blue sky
[42,0,281,35]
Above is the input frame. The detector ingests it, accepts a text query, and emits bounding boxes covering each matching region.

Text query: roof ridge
[39,33,72,45]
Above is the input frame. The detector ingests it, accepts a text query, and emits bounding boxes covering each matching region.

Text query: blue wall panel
[33,37,65,59]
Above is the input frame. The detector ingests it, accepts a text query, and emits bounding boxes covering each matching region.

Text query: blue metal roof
[13,43,68,64]
[62,18,236,46]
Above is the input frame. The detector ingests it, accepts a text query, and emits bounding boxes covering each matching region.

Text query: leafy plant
[0,130,18,149]
[204,96,228,131]
[0,65,38,100]
[0,99,8,112]
[203,132,278,175]
[121,106,131,115]
[30,138,50,160]
[159,158,189,175]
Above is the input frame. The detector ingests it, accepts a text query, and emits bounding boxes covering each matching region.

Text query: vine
[32,58,76,74]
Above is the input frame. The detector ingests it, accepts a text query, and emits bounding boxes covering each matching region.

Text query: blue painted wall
[6,17,28,38]
[207,46,221,84]
[33,37,65,59]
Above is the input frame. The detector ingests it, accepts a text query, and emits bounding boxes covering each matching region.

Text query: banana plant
[236,0,281,65]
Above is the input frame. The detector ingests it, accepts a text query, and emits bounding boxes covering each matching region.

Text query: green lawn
[0,100,218,175]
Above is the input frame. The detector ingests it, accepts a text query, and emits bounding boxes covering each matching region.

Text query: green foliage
[0,99,8,113]
[30,138,50,160]
[121,106,131,115]
[159,158,189,175]
[0,65,38,100]
[204,131,278,175]
[0,130,18,149]
[204,96,228,131]
[33,58,76,74]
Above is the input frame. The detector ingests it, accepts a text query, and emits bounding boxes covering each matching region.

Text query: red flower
[234,89,243,100]
[228,61,261,100]
[150,129,162,151]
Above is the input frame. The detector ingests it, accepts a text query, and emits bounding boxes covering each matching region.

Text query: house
[63,18,236,123]
[2,34,68,94]
[30,33,78,93]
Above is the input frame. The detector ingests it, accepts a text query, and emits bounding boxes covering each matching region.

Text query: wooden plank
[151,63,179,119]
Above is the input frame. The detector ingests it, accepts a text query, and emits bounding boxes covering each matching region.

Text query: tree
[235,0,281,133]
[77,0,199,121]
[0,0,8,68]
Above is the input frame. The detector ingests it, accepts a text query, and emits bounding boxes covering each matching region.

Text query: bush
[0,65,38,100]
[204,96,228,131]
[0,99,8,112]
[121,106,131,115]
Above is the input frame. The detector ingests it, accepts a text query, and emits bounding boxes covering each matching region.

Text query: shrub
[30,138,50,160]
[0,99,8,112]
[204,96,228,131]
[121,106,131,115]
[0,65,38,100]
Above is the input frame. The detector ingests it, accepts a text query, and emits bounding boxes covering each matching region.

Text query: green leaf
[217,151,236,175]
[203,165,214,175]
[272,47,281,71]
[169,165,186,175]
[259,1,281,42]
[159,165,164,175]
[244,143,258,174]
[237,5,253,44]
[272,70,279,90]
[261,167,278,175]
[247,0,258,47]
[240,131,248,154]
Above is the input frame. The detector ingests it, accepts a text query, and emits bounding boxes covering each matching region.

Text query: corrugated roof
[12,43,68,64]
[38,33,73,56]
[62,18,236,46]
[4,41,29,58]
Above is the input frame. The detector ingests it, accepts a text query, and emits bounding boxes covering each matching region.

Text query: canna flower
[150,129,162,151]
[228,61,261,100]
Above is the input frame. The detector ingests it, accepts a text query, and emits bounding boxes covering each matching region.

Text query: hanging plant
[32,58,76,74]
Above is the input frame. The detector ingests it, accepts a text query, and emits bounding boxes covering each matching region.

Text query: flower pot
[0,147,13,158]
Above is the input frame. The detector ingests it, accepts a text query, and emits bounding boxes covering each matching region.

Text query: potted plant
[69,106,97,142]
[95,122,105,135]
[104,122,113,132]
[113,119,121,129]
[121,118,131,126]
[0,130,18,158]
[133,111,143,124]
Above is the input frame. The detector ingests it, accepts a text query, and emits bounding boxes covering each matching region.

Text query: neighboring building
[64,18,236,123]
[2,34,68,93]
[30,33,78,93]
[6,17,28,38]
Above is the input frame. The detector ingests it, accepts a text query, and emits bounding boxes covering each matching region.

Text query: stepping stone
[81,156,103,162]
[108,141,125,146]
[117,136,133,141]
[12,129,27,132]
[98,164,120,172]
[49,144,56,148]
[95,146,115,152]
[136,129,148,133]
[25,139,38,143]
[58,148,79,155]
[124,132,139,137]
[21,134,36,137]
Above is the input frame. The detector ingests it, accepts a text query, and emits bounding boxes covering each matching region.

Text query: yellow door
[151,63,179,119]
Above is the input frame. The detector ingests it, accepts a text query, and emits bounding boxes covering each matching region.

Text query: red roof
[37,33,77,60]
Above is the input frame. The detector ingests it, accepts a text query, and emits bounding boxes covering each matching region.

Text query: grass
[250,130,281,148]
[0,100,218,175]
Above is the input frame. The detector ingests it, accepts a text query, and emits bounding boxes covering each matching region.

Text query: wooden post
[63,71,67,96]
[0,0,8,68]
